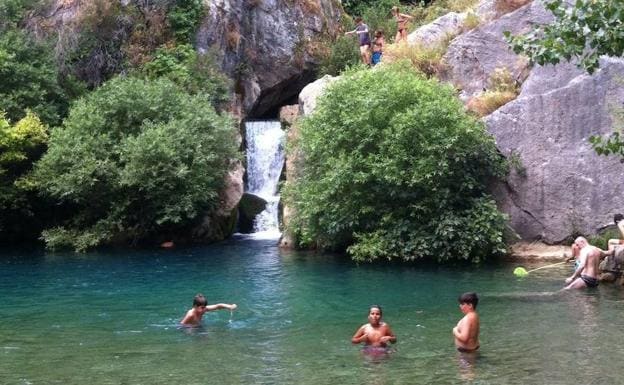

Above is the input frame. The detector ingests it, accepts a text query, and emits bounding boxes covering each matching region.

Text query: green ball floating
[513,267,528,277]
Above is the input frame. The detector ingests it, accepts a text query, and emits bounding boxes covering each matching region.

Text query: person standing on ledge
[453,292,480,353]
[391,6,414,44]
[345,17,371,66]
[563,236,607,289]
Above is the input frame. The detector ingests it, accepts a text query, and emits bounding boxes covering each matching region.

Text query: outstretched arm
[205,303,237,312]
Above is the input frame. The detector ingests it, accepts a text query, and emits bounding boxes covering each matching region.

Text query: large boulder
[196,0,343,117]
[192,161,245,242]
[442,0,552,98]
[406,12,466,47]
[237,192,268,233]
[487,57,624,242]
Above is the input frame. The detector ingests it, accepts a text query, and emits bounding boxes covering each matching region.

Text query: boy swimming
[180,293,237,327]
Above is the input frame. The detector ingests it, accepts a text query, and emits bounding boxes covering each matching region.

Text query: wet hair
[354,16,363,23]
[375,29,384,37]
[615,213,624,224]
[193,293,208,307]
[369,305,383,316]
[458,292,478,309]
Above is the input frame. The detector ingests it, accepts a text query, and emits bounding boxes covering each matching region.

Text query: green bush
[140,44,230,109]
[167,0,206,43]
[0,30,75,126]
[32,76,240,251]
[284,63,508,263]
[0,0,38,32]
[0,110,49,243]
[317,35,361,76]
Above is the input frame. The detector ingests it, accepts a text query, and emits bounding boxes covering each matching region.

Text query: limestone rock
[442,0,551,97]
[238,192,268,233]
[406,12,466,47]
[192,161,244,242]
[487,57,624,242]
[298,74,339,116]
[196,0,343,117]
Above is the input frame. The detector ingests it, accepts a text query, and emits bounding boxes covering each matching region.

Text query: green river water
[2,236,624,384]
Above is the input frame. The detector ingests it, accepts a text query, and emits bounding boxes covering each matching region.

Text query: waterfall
[244,121,286,237]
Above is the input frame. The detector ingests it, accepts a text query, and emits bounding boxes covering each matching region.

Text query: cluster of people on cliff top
[344,6,413,67]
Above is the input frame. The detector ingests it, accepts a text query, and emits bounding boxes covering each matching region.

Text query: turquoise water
[2,236,624,385]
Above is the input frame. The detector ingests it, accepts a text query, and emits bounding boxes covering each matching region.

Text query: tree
[284,63,508,263]
[0,30,75,126]
[32,76,240,251]
[505,0,624,74]
[0,111,49,242]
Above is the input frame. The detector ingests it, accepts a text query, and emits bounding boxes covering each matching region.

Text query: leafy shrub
[0,111,49,242]
[0,0,38,32]
[167,0,206,43]
[316,35,361,76]
[0,30,75,126]
[140,44,230,109]
[284,63,508,263]
[32,77,239,251]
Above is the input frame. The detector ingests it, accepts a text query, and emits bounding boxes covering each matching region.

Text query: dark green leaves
[285,63,508,263]
[506,0,624,74]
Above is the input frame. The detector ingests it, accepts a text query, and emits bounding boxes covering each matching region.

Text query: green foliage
[32,76,240,251]
[0,29,75,126]
[317,35,360,76]
[590,102,624,161]
[285,63,508,263]
[0,0,39,32]
[505,0,624,74]
[140,44,230,109]
[0,111,48,242]
[167,0,206,43]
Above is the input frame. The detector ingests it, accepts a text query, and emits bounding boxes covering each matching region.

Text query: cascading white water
[245,121,286,237]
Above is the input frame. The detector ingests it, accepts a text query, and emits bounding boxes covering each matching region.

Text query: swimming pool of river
[2,236,623,384]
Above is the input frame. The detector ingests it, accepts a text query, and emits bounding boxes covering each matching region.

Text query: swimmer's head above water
[368,305,382,325]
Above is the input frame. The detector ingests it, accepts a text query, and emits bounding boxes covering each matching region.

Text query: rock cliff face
[294,0,624,245]
[437,0,624,242]
[196,0,343,117]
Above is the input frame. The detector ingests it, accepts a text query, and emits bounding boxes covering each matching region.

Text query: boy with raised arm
[453,292,480,353]
[351,305,396,348]
[345,17,371,65]
[180,293,237,327]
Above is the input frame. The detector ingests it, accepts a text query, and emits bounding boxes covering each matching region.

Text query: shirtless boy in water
[351,305,396,347]
[180,293,237,326]
[564,237,607,289]
[453,292,480,353]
